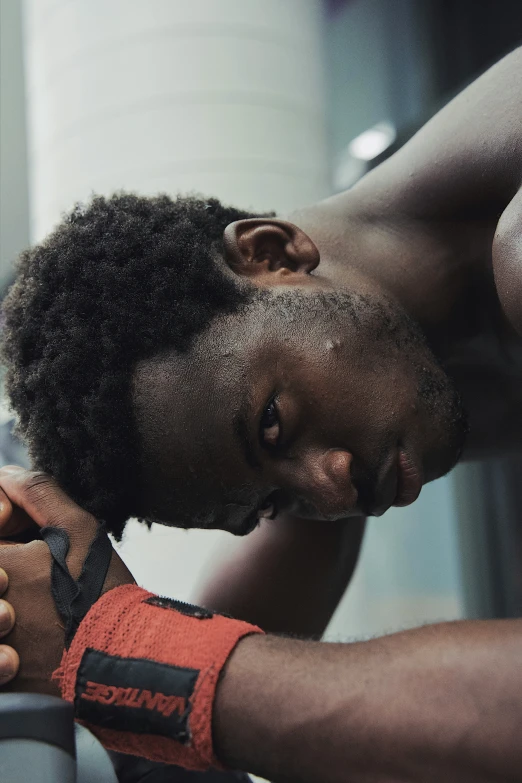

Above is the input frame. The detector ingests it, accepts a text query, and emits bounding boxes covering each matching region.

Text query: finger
[0,644,19,684]
[0,539,50,580]
[0,599,14,638]
[0,484,39,539]
[0,489,12,529]
[0,467,97,538]
[0,568,7,595]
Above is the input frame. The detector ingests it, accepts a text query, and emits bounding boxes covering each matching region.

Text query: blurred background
[1,0,522,649]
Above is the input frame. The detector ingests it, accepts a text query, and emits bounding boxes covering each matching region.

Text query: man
[0,47,520,781]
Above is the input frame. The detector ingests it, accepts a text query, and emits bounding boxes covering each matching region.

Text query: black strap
[40,528,78,646]
[41,523,113,648]
[75,525,113,619]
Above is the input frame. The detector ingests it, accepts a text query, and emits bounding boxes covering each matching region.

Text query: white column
[0,0,30,282]
[23,0,330,599]
[24,0,329,240]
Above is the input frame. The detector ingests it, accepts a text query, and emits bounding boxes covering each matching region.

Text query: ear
[222,219,320,282]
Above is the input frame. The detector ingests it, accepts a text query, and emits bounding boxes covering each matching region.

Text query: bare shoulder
[352,47,522,222]
[492,184,522,336]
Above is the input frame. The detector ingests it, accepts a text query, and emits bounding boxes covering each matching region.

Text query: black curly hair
[2,192,263,538]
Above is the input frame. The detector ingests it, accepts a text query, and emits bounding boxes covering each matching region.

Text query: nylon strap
[41,523,113,648]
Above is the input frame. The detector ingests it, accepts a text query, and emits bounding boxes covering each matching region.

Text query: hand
[0,466,135,694]
[0,566,17,685]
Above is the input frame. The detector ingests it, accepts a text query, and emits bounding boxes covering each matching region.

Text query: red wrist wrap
[52,584,263,770]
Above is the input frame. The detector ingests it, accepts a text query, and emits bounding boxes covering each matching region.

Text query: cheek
[299,350,414,440]
[182,423,253,498]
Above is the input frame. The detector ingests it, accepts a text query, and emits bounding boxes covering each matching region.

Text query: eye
[260,397,281,448]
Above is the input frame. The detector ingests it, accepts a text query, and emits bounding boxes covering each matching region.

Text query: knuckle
[21,473,60,512]
[0,600,14,635]
[3,468,96,534]
[24,472,94,529]
[21,471,54,495]
[0,492,12,519]
[0,645,19,681]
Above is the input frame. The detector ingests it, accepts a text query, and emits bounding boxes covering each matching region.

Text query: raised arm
[352,46,522,219]
[326,47,522,345]
[196,514,366,638]
[493,183,522,336]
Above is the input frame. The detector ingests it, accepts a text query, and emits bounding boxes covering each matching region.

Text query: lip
[365,451,399,517]
[393,448,423,507]
[249,446,423,524]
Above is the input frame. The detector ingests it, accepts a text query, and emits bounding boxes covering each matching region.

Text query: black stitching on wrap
[40,523,112,648]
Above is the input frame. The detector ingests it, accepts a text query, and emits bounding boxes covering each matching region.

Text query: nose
[280,448,358,519]
[323,449,353,487]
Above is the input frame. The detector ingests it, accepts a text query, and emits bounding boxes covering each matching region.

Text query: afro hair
[2,192,262,538]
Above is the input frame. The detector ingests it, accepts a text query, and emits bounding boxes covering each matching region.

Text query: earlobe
[222,219,320,281]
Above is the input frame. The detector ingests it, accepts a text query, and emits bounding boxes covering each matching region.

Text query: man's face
[133,285,467,534]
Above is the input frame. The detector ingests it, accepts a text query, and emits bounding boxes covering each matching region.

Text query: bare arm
[354,46,522,219]
[196,514,366,638]
[215,619,522,783]
[493,184,522,336]
[0,470,519,782]
[338,47,522,371]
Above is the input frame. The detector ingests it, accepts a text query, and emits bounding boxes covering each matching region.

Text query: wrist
[54,584,264,770]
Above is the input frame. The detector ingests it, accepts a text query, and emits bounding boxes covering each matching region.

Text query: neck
[288,189,498,359]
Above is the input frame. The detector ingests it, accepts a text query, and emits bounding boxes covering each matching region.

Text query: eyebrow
[233,392,262,471]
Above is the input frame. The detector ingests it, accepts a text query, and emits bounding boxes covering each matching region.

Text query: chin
[204,508,260,536]
[226,516,260,536]
[424,425,468,483]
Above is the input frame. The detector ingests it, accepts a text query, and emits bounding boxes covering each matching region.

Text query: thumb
[0,489,14,534]
[0,467,98,547]
[0,486,41,539]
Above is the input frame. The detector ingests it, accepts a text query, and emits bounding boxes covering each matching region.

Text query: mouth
[243,444,424,527]
[392,447,423,507]
[363,443,423,516]
[360,450,397,517]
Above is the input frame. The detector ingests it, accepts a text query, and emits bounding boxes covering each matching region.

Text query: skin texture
[0,567,17,682]
[214,622,522,783]
[0,469,521,783]
[197,45,522,633]
[0,48,521,782]
[0,468,134,691]
[133,228,468,532]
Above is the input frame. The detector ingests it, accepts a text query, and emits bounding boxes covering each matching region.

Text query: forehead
[131,313,269,514]
[133,342,246,471]
[133,293,358,454]
[134,297,343,422]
